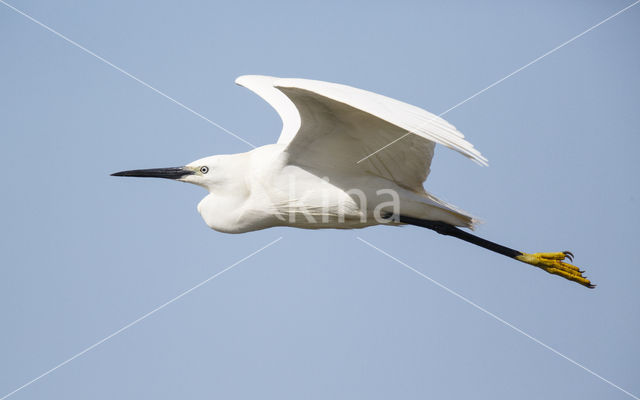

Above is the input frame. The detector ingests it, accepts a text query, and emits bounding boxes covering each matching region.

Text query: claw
[516,252,594,288]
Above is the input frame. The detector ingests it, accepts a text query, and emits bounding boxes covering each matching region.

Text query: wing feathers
[234,75,300,144]
[235,75,488,192]
[273,78,488,166]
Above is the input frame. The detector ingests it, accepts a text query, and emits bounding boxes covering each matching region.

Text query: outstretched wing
[236,75,487,192]
[235,75,300,144]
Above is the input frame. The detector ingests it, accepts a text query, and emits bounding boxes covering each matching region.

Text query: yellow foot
[516,251,595,288]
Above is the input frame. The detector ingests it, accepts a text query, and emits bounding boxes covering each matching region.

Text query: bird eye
[200,166,209,174]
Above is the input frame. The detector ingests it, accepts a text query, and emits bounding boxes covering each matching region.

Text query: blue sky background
[1,1,639,399]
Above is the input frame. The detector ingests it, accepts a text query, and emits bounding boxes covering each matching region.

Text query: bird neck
[197,153,253,233]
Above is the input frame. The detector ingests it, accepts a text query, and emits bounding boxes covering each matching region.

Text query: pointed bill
[111,167,195,180]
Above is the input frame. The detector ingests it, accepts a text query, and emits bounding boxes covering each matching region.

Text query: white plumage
[113,77,597,289]
[116,75,487,233]
[237,75,486,190]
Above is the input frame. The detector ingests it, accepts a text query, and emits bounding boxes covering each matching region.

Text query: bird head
[111,155,221,191]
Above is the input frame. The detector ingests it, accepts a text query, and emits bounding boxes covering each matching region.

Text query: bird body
[113,75,595,288]
[188,143,472,234]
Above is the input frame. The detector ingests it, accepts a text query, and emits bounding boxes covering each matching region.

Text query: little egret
[113,75,594,288]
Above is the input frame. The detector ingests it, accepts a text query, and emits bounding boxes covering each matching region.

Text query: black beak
[111,166,195,180]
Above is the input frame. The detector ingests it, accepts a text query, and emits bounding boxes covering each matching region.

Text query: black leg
[392,214,595,288]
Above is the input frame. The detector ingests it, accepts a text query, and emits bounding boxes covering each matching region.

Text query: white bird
[113,75,593,288]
